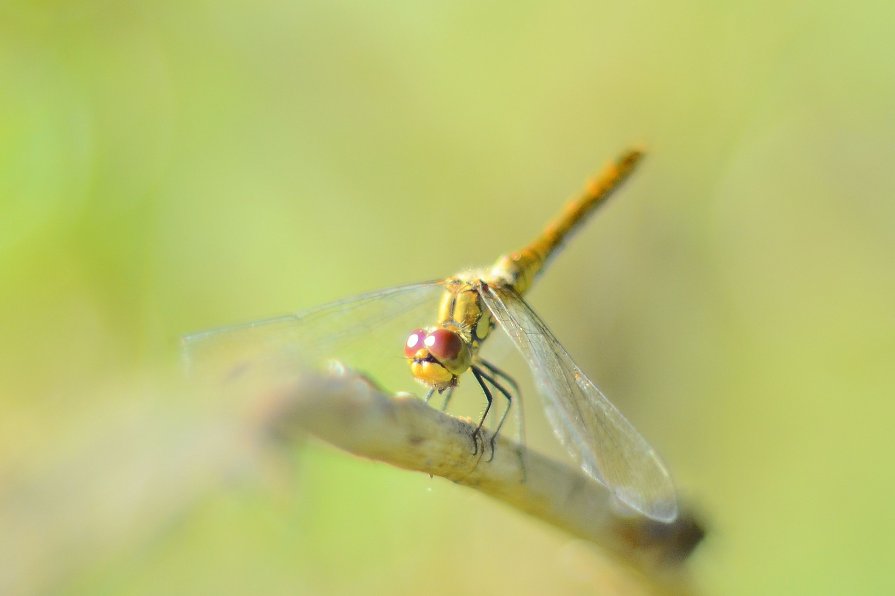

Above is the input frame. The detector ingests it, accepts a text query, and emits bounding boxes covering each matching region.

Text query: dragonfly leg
[478,358,528,482]
[424,386,455,411]
[470,366,495,456]
[477,359,525,446]
[440,386,456,412]
[471,365,514,463]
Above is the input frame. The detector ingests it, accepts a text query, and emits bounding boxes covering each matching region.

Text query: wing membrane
[480,284,677,522]
[183,282,446,391]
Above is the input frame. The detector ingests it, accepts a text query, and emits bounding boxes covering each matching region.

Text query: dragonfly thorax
[403,277,496,391]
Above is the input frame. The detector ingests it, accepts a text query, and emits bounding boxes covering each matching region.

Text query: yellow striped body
[487,148,644,296]
[410,149,645,388]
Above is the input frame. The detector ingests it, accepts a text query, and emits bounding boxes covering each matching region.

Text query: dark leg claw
[471,427,483,456]
[471,364,515,464]
[475,360,526,478]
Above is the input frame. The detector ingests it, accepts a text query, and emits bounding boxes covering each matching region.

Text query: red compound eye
[424,328,462,362]
[404,328,427,358]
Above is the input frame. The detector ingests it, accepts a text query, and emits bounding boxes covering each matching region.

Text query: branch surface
[255,371,704,575]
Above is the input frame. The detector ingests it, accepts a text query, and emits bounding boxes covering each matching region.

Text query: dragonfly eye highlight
[404,328,427,359]
[424,328,462,362]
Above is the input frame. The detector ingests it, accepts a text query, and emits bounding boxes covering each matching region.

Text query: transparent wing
[480,285,678,522]
[183,282,446,392]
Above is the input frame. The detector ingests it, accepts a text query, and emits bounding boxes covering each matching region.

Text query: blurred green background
[2,1,893,594]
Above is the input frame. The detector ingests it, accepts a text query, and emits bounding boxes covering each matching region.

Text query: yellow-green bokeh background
[2,1,893,594]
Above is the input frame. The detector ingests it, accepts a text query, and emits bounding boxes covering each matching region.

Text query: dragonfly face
[404,326,471,390]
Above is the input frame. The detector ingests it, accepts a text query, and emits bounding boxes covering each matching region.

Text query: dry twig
[252,370,704,583]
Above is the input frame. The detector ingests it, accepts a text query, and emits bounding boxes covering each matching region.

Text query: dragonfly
[183,148,678,523]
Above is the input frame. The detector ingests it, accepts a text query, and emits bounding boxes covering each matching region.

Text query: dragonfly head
[404,327,471,389]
